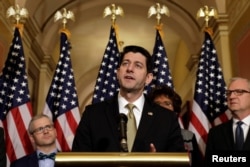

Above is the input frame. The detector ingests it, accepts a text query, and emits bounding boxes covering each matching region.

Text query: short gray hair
[28,114,53,134]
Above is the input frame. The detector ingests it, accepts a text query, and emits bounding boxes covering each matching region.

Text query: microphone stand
[119,114,128,152]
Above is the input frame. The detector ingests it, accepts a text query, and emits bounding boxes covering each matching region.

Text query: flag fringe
[155,23,164,38]
[204,27,213,37]
[59,28,71,39]
[14,24,24,37]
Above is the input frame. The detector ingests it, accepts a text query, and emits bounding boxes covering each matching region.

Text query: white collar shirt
[118,93,145,128]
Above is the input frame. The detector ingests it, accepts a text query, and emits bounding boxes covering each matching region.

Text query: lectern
[55,152,190,167]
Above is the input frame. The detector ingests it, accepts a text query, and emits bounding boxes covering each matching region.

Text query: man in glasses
[11,114,57,167]
[205,77,250,165]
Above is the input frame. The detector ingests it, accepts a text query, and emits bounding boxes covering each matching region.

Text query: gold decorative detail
[148,3,170,25]
[6,5,29,24]
[197,6,218,28]
[103,4,124,25]
[54,8,75,29]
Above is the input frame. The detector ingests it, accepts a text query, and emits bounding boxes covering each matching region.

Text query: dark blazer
[10,152,39,167]
[205,119,250,166]
[206,119,250,152]
[72,95,185,152]
[0,127,6,167]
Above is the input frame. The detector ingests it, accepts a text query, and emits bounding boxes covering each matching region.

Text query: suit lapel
[226,120,235,149]
[29,152,39,167]
[243,122,250,150]
[104,97,120,141]
[135,99,154,141]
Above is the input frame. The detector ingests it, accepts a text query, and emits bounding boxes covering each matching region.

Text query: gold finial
[197,6,218,28]
[54,8,75,29]
[148,3,170,25]
[103,4,124,25]
[6,4,29,24]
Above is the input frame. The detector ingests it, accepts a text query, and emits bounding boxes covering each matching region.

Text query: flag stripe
[65,108,79,133]
[55,120,70,151]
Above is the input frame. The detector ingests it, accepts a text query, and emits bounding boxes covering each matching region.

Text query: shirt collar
[118,93,145,113]
[233,114,250,126]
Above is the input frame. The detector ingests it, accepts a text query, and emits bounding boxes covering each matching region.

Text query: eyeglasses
[32,124,54,134]
[226,89,250,97]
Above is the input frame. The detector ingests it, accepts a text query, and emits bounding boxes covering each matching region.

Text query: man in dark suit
[0,127,6,167]
[205,77,250,165]
[72,45,184,152]
[11,114,57,167]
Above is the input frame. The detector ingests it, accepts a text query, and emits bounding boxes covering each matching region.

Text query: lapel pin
[147,112,153,116]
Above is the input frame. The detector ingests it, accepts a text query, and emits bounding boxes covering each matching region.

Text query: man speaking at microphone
[72,45,184,152]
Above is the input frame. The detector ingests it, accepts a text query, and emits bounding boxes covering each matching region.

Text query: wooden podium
[55,152,190,167]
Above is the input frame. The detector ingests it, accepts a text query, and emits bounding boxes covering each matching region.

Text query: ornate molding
[186,54,199,71]
[227,0,250,31]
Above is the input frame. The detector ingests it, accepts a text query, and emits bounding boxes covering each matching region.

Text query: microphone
[119,113,128,152]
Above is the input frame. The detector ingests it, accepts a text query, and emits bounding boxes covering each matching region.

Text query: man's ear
[29,134,34,143]
[29,134,36,149]
[145,73,153,85]
[116,68,120,81]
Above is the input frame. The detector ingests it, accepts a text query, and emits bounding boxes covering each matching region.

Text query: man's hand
[150,143,156,152]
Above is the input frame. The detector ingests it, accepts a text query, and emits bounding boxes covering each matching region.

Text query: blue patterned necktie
[38,152,56,160]
[235,121,244,150]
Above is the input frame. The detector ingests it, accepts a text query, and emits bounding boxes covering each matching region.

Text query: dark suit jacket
[10,152,39,167]
[0,127,6,167]
[72,95,185,152]
[205,119,250,166]
[206,119,250,152]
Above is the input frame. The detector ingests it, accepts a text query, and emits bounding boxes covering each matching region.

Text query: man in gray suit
[72,45,184,152]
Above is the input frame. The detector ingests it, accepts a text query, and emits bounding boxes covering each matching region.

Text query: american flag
[0,27,34,165]
[145,29,184,128]
[92,26,120,103]
[145,29,174,93]
[188,31,231,155]
[43,31,80,151]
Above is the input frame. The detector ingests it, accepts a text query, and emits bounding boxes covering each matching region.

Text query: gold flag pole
[54,8,75,38]
[103,4,124,48]
[148,3,170,37]
[6,4,29,35]
[197,5,218,36]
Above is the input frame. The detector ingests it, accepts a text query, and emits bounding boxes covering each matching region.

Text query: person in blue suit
[10,114,57,167]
